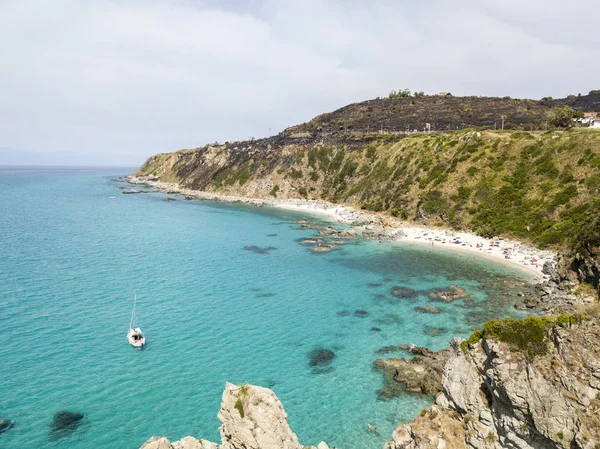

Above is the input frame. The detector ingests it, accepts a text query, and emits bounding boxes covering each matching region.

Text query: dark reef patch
[354,309,370,318]
[370,327,382,332]
[0,418,14,434]
[414,306,442,314]
[243,245,277,254]
[423,325,448,337]
[267,233,278,237]
[49,411,84,439]
[309,349,336,374]
[336,310,350,317]
[374,313,404,326]
[367,282,383,288]
[390,286,419,299]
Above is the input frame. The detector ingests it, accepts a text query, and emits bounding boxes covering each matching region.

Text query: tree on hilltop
[548,106,582,128]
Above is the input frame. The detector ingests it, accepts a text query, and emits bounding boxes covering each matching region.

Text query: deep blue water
[0,167,532,449]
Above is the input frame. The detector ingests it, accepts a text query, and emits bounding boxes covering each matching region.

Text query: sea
[0,166,533,449]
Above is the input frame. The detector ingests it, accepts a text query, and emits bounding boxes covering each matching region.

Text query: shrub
[269,185,280,197]
[289,168,303,179]
[461,315,583,358]
[234,398,244,418]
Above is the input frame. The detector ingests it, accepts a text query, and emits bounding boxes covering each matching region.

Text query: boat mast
[130,294,137,329]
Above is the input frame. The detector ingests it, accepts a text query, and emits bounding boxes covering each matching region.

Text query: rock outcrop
[385,316,600,449]
[374,344,454,397]
[140,383,331,449]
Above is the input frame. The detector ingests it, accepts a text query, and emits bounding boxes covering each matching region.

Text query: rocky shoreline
[127,176,552,279]
[126,175,599,449]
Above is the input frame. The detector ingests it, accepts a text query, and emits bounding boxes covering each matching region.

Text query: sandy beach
[128,177,555,280]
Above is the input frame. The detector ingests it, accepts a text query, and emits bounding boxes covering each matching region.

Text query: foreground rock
[385,316,600,449]
[374,344,454,397]
[140,383,331,449]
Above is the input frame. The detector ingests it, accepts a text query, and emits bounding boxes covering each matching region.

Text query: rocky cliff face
[385,317,600,449]
[140,383,332,449]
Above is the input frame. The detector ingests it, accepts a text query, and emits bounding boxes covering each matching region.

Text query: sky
[1,0,599,166]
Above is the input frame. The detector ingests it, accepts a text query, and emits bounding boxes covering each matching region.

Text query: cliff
[140,383,332,449]
[385,312,600,449]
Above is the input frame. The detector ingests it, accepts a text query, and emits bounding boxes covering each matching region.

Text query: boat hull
[127,328,145,349]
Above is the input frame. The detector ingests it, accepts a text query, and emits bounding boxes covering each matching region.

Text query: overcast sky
[1,0,599,166]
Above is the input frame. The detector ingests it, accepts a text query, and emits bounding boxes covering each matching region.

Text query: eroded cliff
[385,313,600,449]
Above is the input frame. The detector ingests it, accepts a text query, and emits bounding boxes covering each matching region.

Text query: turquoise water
[0,167,533,449]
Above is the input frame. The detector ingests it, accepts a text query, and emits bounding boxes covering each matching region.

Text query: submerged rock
[370,327,382,332]
[390,286,419,299]
[309,349,335,367]
[336,310,350,317]
[0,418,14,434]
[50,411,84,434]
[375,313,404,325]
[354,309,369,318]
[243,245,277,254]
[423,325,447,337]
[428,284,470,302]
[163,197,176,202]
[414,305,442,314]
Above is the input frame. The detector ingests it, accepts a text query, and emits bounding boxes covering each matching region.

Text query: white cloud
[0,0,598,165]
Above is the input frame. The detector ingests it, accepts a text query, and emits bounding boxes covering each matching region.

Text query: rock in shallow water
[354,309,369,317]
[242,245,277,254]
[309,349,335,367]
[414,305,442,314]
[50,411,84,431]
[428,284,470,302]
[0,418,14,434]
[390,286,419,298]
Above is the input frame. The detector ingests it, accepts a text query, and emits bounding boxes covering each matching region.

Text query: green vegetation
[460,314,584,358]
[214,163,252,187]
[234,398,244,418]
[548,106,582,128]
[269,184,280,197]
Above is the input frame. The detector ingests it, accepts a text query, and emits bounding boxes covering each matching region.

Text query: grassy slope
[137,128,600,256]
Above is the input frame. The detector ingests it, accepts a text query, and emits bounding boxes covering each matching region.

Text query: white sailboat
[127,295,146,349]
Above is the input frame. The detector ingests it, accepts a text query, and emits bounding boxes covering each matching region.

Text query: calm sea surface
[0,167,532,449]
